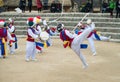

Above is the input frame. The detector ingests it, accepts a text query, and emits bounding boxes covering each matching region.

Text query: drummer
[34,16,42,34]
[43,19,57,46]
[33,16,43,53]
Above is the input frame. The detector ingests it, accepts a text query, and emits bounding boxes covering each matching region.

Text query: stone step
[13,21,120,27]
[2,16,120,22]
[2,17,119,23]
[15,26,120,33]
[15,30,27,35]
[96,27,120,33]
[15,30,119,40]
[16,35,120,43]
[1,12,120,43]
[101,32,120,39]
[0,12,116,18]
[110,39,120,43]
[0,16,120,22]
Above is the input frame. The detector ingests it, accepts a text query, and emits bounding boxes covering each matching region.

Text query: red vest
[26,28,35,42]
[8,24,16,37]
[60,30,73,48]
[0,28,7,41]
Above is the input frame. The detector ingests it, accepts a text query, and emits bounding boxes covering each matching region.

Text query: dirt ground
[0,38,120,82]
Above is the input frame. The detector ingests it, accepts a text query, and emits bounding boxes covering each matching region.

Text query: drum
[40,31,49,41]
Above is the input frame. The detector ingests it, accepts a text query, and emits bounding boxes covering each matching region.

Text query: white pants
[88,36,96,54]
[99,36,109,41]
[8,43,15,54]
[26,41,36,60]
[47,36,52,46]
[71,27,93,67]
[88,34,109,53]
[8,37,16,54]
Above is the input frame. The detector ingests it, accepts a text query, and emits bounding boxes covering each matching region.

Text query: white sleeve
[49,30,54,35]
[34,29,39,35]
[37,26,42,33]
[28,29,38,39]
[43,20,47,26]
[8,26,15,33]
[73,33,78,37]
[7,31,13,40]
[91,22,95,28]
[65,30,74,38]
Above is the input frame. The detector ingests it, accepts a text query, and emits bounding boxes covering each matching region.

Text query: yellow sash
[63,41,70,48]
[2,38,7,57]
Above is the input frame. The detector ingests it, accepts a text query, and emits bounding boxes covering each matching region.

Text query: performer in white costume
[25,17,39,61]
[34,16,42,34]
[57,23,95,69]
[7,18,18,54]
[0,19,14,58]
[77,19,111,56]
[34,16,43,53]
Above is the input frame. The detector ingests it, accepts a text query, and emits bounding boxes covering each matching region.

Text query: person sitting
[50,0,56,13]
[19,0,26,13]
[107,0,116,17]
[102,0,108,13]
[81,0,92,12]
[56,1,62,13]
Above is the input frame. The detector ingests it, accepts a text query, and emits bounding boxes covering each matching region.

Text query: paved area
[0,38,120,82]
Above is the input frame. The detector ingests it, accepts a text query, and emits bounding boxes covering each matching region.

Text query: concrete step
[101,32,120,39]
[1,12,120,43]
[0,12,116,18]
[110,39,120,43]
[13,21,120,27]
[16,35,120,43]
[2,17,120,22]
[15,30,119,41]
[15,30,27,35]
[96,27,120,33]
[15,26,120,34]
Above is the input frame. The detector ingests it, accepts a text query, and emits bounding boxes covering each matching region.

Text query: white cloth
[87,22,97,54]
[8,25,16,54]
[36,25,42,34]
[26,28,38,60]
[71,27,94,68]
[64,30,76,38]
[8,26,15,33]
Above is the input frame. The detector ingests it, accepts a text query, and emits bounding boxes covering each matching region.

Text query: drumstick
[72,13,90,32]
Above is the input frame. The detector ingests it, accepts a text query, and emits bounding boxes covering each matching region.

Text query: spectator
[50,1,56,13]
[43,0,48,10]
[28,0,32,12]
[116,0,120,18]
[81,0,92,12]
[56,1,62,12]
[19,0,26,13]
[108,0,115,17]
[36,0,42,13]
[102,0,108,13]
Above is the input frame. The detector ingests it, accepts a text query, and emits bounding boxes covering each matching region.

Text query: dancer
[77,19,111,56]
[34,16,43,53]
[25,17,39,61]
[0,20,14,58]
[45,26,57,46]
[7,18,18,54]
[57,23,95,69]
